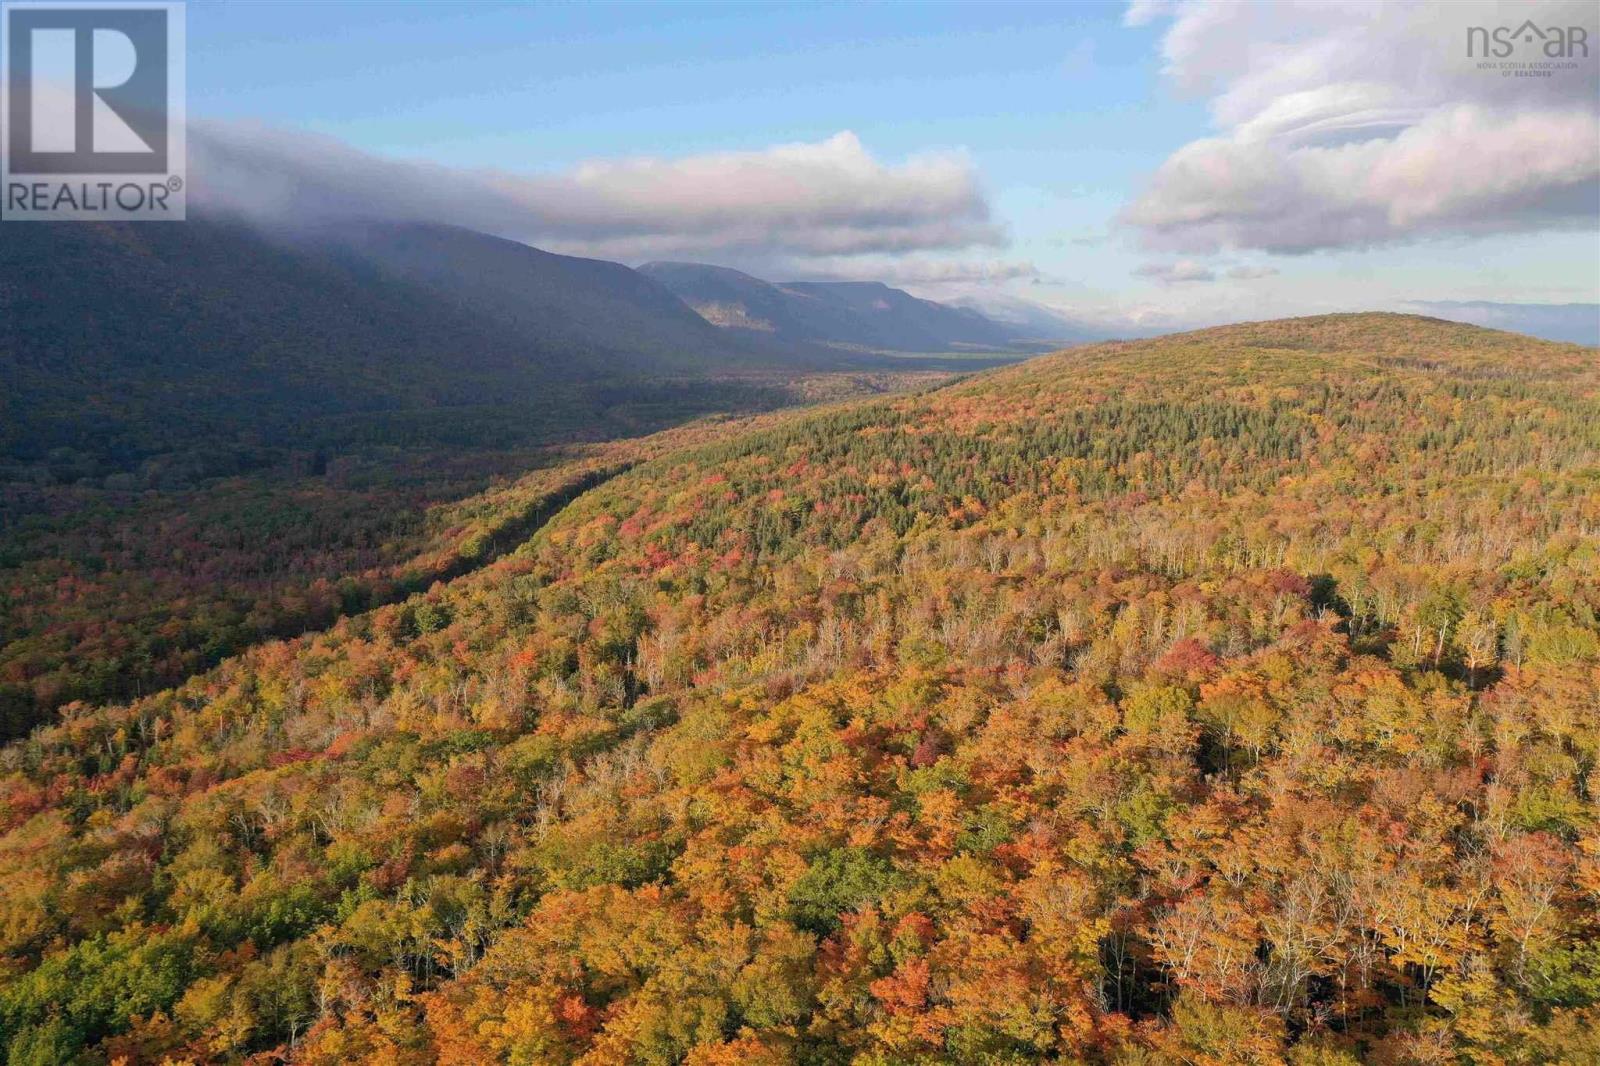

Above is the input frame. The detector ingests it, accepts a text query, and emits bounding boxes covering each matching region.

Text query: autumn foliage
[1,314,1597,1064]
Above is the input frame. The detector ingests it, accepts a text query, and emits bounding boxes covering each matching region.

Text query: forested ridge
[0,374,942,740]
[0,221,1008,482]
[1,314,1597,1064]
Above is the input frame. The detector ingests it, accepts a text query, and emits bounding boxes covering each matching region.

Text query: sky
[178,0,1599,336]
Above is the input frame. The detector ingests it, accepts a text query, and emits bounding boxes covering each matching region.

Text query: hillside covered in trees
[0,369,940,741]
[637,263,1078,355]
[0,222,1024,484]
[1,314,1597,1064]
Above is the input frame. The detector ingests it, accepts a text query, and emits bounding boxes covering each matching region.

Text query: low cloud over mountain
[191,124,1003,273]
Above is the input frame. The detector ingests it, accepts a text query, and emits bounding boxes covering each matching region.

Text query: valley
[0,219,1007,738]
[0,370,949,739]
[3,4,1595,1062]
[1,313,1595,1063]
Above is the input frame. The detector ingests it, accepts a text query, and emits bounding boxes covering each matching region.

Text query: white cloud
[190,123,1004,266]
[1123,0,1177,28]
[1135,259,1218,283]
[788,254,1040,286]
[1129,258,1278,287]
[1121,0,1600,253]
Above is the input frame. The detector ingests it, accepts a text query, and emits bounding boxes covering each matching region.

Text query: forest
[0,313,1596,1064]
[0,372,937,740]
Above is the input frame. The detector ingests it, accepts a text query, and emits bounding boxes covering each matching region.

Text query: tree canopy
[1,314,1597,1064]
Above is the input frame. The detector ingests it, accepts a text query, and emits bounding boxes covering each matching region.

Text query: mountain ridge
[1,220,1056,480]
[639,260,1069,354]
[0,221,845,477]
[2,311,1596,1063]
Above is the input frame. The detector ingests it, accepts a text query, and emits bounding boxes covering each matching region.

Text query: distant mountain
[640,261,1057,354]
[631,262,804,337]
[316,223,783,375]
[1403,301,1600,347]
[0,221,797,475]
[946,292,1109,345]
[0,221,1072,483]
[780,280,1023,351]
